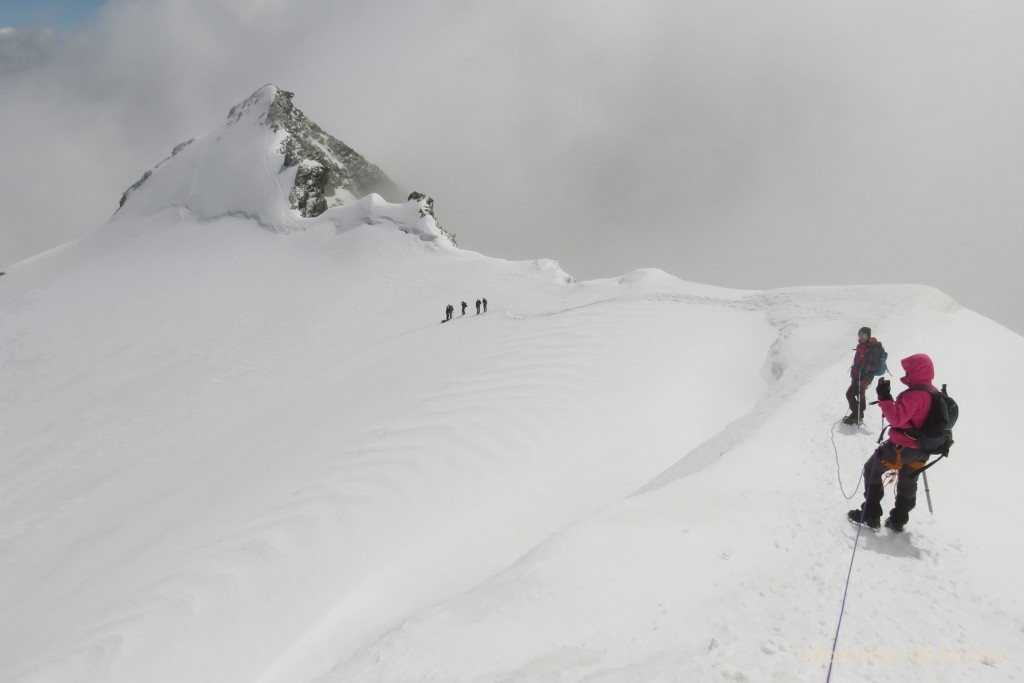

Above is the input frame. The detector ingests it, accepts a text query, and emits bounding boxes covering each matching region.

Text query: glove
[876,377,892,402]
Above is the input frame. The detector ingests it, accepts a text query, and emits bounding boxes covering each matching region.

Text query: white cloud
[2,0,1023,334]
[0,25,59,71]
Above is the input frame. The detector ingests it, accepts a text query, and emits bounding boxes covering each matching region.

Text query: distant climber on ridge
[843,327,886,425]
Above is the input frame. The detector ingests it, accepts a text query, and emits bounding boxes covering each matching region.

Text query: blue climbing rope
[826,505,866,681]
[826,416,878,681]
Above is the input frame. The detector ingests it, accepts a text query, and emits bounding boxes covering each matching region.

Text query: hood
[900,353,935,387]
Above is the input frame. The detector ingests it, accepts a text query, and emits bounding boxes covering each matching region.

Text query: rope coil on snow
[830,420,863,500]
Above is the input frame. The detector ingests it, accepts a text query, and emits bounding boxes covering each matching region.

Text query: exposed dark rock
[289,161,329,217]
[408,191,457,246]
[267,88,402,217]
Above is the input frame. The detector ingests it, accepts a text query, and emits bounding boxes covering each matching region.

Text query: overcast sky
[2,0,1022,335]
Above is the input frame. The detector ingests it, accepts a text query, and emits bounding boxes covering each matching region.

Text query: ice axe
[922,470,934,514]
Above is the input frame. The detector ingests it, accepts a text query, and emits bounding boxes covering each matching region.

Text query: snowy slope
[2,95,1023,682]
[322,292,1024,683]
[2,206,1021,683]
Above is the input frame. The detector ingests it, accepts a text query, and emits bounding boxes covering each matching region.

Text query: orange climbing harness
[880,443,903,471]
[879,444,927,489]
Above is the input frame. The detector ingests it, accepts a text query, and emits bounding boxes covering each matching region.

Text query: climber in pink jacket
[879,354,935,449]
[848,353,936,532]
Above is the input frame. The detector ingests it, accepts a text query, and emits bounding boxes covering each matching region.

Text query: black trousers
[846,377,872,418]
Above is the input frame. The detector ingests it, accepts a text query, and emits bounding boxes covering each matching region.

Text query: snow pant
[859,441,929,522]
[846,376,872,420]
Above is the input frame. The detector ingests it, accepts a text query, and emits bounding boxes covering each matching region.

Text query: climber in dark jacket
[844,326,878,424]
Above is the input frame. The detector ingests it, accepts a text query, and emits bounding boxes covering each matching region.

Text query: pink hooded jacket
[879,353,936,449]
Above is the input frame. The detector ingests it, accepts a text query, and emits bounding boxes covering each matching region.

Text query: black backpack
[896,384,958,457]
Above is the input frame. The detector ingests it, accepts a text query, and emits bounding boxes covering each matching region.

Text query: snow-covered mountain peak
[116,84,407,231]
[223,83,279,126]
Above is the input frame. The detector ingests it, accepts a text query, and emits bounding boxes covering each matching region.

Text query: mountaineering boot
[842,415,858,425]
[884,496,916,533]
[847,509,880,529]
[848,483,884,529]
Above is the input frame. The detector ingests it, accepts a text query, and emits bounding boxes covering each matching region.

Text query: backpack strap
[908,452,948,478]
[900,385,950,476]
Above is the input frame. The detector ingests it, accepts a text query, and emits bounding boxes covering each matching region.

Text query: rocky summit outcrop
[263,88,403,217]
[408,191,457,246]
[117,85,410,225]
